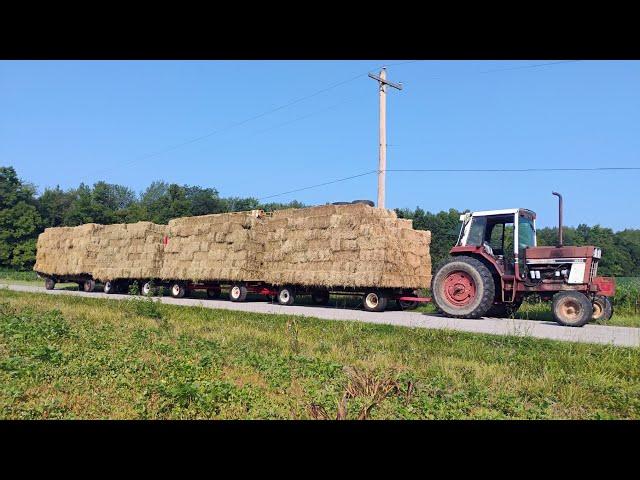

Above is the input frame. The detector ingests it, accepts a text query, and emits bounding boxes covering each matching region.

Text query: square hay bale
[159,210,263,282]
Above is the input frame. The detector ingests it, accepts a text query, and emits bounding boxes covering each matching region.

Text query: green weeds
[0,289,639,419]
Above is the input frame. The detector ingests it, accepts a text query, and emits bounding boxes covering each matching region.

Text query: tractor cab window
[488,223,505,255]
[518,214,536,251]
[466,217,487,246]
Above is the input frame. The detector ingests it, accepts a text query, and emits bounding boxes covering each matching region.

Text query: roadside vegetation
[1,289,638,420]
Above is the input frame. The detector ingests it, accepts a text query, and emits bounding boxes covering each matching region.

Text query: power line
[417,60,581,81]
[476,60,580,74]
[258,170,378,201]
[257,166,640,201]
[88,66,384,180]
[248,96,360,137]
[387,167,640,172]
[87,59,579,180]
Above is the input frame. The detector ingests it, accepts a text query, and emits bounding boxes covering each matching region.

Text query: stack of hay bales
[257,204,432,289]
[34,204,431,290]
[34,222,167,281]
[91,222,167,281]
[159,210,264,282]
[34,223,103,278]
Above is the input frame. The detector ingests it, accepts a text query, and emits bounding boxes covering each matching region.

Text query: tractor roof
[467,208,537,219]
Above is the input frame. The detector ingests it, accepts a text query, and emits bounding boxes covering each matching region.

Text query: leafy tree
[63,183,95,226]
[38,186,74,228]
[396,207,464,268]
[184,186,226,216]
[0,167,42,268]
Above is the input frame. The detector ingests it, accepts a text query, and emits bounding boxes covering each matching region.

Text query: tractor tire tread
[431,255,495,319]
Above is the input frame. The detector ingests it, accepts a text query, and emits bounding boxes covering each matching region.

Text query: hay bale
[159,210,264,282]
[257,204,431,289]
[34,224,103,277]
[34,222,167,281]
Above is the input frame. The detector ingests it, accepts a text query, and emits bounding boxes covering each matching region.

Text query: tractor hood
[525,246,601,260]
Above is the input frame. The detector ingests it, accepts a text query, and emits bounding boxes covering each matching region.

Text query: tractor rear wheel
[591,295,613,322]
[552,291,593,327]
[431,256,495,318]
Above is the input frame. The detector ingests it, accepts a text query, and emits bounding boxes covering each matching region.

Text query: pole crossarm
[367,72,403,90]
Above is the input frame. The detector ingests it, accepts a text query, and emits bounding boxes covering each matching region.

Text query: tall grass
[0,268,39,282]
[613,278,640,316]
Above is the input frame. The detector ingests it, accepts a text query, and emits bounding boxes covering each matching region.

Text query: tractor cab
[454,208,537,276]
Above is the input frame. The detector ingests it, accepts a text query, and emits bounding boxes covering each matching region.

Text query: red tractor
[431,193,616,327]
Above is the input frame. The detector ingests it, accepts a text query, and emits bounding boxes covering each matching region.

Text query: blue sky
[1,60,638,230]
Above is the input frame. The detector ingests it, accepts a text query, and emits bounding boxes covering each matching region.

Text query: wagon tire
[431,256,495,318]
[103,280,116,295]
[277,286,296,306]
[591,295,613,322]
[170,282,186,299]
[552,291,593,327]
[44,278,55,290]
[363,291,388,312]
[142,281,155,296]
[229,284,248,302]
[82,279,96,293]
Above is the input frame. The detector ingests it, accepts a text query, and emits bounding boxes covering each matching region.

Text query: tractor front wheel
[552,291,593,327]
[591,295,613,322]
[431,256,495,318]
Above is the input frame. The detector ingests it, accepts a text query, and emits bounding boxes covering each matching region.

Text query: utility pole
[368,67,402,208]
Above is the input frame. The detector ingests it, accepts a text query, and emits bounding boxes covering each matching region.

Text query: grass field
[0,288,638,419]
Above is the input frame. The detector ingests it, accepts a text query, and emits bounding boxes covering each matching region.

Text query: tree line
[1,166,639,276]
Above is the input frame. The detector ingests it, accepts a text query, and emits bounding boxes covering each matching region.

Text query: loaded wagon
[34,202,432,312]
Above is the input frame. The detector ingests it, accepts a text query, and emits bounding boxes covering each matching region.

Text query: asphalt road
[2,283,639,348]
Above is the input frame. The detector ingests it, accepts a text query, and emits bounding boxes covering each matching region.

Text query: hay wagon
[34,203,433,312]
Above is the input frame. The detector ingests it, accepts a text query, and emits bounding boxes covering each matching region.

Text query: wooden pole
[378,68,387,209]
[368,68,402,209]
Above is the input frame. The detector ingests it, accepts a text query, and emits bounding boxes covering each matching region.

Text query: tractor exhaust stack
[552,191,563,247]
